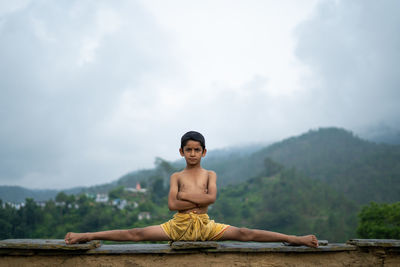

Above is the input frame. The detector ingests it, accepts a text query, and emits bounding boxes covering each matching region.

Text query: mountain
[209,165,358,242]
[80,144,265,195]
[97,127,400,207]
[2,126,399,242]
[251,128,400,204]
[1,127,399,207]
[189,127,400,206]
[0,186,83,203]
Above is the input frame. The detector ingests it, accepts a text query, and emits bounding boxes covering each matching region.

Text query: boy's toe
[64,232,72,244]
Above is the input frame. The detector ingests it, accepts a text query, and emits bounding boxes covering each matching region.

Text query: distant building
[126,182,147,194]
[112,198,128,210]
[95,194,109,203]
[138,211,151,220]
[36,201,47,208]
[5,202,25,210]
[67,203,79,209]
[85,193,96,199]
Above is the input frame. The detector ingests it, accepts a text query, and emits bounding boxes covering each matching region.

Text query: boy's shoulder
[207,169,217,177]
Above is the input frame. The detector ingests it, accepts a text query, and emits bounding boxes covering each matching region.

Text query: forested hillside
[1,127,399,206]
[209,160,358,242]
[1,127,399,242]
[0,159,358,242]
[251,128,400,204]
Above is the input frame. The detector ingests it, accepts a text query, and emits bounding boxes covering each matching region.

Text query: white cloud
[77,8,122,66]
[0,0,174,188]
[1,0,398,189]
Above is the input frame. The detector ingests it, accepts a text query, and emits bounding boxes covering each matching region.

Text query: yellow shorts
[160,212,230,241]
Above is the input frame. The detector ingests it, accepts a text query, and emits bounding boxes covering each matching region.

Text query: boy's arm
[168,173,198,211]
[178,171,217,206]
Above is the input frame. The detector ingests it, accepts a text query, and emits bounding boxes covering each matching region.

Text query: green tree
[150,177,167,204]
[264,158,283,177]
[109,186,125,200]
[0,200,13,239]
[357,202,400,239]
[55,192,68,203]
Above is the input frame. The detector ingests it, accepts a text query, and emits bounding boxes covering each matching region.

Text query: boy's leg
[219,226,318,248]
[65,225,170,244]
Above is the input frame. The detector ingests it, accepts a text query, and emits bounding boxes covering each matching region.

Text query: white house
[138,211,151,220]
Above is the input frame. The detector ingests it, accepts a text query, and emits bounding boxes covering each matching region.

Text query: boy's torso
[177,168,210,214]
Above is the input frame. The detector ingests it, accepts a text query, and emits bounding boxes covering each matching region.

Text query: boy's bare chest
[178,173,209,193]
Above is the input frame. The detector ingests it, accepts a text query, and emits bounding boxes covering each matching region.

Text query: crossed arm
[167,171,217,211]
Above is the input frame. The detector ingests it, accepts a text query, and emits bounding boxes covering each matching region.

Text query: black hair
[180,131,206,151]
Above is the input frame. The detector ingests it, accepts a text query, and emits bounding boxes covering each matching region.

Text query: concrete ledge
[347,239,400,248]
[89,242,356,255]
[0,239,100,250]
[0,239,399,266]
[0,239,355,255]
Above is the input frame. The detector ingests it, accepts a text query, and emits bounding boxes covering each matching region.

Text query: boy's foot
[64,232,89,244]
[287,235,319,248]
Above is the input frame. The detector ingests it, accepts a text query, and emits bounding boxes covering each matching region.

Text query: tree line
[1,158,399,242]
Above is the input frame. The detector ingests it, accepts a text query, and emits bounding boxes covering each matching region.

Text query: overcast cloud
[295,0,400,130]
[0,0,399,189]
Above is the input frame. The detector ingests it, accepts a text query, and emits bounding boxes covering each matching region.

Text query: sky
[0,0,399,189]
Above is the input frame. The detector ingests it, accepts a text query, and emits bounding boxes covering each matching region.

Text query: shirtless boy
[65,131,318,247]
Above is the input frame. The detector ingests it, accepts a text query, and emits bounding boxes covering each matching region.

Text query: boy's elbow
[209,195,217,204]
[168,200,177,211]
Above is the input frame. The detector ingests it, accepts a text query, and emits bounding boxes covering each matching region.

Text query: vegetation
[209,161,358,242]
[357,202,400,239]
[0,188,172,240]
[251,128,400,205]
[1,127,399,242]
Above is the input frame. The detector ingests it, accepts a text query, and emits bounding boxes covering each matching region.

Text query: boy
[65,131,318,247]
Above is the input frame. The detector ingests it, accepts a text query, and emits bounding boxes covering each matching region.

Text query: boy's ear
[202,148,207,157]
[179,148,184,156]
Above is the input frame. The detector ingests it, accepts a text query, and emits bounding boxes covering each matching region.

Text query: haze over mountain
[1,127,399,207]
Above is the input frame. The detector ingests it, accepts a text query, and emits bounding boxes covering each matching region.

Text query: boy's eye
[184,148,201,153]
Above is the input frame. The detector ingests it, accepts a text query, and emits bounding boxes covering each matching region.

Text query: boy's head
[180,131,205,151]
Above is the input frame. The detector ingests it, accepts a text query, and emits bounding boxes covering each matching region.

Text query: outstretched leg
[65,225,170,244]
[219,226,318,248]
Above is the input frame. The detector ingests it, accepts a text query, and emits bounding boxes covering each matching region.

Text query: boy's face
[179,140,207,166]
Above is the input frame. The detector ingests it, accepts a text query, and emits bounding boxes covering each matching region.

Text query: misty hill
[251,128,400,204]
[0,144,262,202]
[77,144,265,196]
[107,127,400,207]
[1,127,399,206]
[209,164,358,242]
[186,127,400,205]
[0,186,83,203]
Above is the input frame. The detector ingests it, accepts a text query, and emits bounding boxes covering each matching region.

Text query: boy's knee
[128,228,144,241]
[238,228,254,241]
